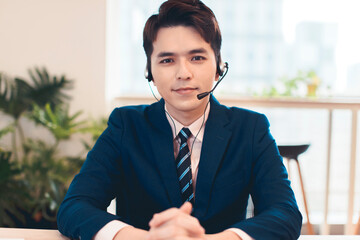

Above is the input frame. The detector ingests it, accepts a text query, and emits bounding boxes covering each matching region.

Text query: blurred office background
[1,0,360,234]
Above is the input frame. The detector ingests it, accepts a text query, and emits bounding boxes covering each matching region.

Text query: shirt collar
[165,102,211,143]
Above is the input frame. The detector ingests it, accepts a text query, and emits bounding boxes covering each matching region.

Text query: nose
[175,59,192,80]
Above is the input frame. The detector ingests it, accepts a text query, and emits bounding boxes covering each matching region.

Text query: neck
[165,97,210,126]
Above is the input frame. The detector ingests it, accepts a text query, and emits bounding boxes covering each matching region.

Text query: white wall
[0,0,106,117]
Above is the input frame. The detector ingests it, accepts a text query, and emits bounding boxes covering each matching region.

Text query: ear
[215,72,220,81]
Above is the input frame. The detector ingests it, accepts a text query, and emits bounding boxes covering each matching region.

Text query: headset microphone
[197,91,210,100]
[197,62,229,100]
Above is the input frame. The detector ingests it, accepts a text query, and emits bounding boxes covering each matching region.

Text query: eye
[159,58,174,64]
[192,56,206,61]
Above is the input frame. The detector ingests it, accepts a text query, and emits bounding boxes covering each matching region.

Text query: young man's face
[151,26,219,124]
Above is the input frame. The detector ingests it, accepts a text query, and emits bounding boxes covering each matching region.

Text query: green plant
[30,103,87,142]
[0,67,106,228]
[0,124,14,139]
[259,70,321,98]
[0,130,27,227]
[27,68,73,109]
[0,68,72,161]
[22,139,84,222]
[20,103,91,222]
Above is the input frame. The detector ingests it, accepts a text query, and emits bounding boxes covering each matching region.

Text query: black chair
[278,144,315,235]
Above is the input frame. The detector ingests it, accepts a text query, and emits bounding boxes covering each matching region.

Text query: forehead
[152,26,214,56]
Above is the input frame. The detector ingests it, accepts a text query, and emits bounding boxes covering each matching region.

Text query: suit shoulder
[111,104,149,116]
[220,105,270,128]
[109,101,161,126]
[107,104,147,125]
[226,105,265,119]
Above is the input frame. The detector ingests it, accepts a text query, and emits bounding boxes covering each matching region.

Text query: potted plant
[0,68,106,228]
[0,68,72,160]
[0,125,28,227]
[259,70,321,98]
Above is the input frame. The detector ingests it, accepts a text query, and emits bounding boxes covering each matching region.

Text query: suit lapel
[145,97,232,211]
[147,99,183,208]
[194,96,232,218]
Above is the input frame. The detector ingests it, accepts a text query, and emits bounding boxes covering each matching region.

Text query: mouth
[173,87,198,95]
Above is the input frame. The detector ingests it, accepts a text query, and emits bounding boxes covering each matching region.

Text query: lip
[173,87,198,95]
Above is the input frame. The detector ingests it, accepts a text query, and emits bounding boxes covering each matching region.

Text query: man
[57,0,302,239]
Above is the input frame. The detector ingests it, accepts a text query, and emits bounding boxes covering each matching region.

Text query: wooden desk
[0,228,69,240]
[1,228,360,240]
[299,236,360,240]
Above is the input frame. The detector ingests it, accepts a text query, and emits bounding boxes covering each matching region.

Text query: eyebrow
[189,48,207,55]
[156,48,208,58]
[157,52,174,58]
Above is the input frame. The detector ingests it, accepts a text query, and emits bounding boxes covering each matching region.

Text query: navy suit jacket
[57,96,302,240]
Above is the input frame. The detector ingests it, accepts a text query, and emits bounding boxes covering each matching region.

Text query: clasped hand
[146,202,206,240]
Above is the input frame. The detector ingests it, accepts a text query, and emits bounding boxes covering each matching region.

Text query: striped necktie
[175,127,194,204]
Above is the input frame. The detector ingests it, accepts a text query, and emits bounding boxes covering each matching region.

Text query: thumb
[180,201,192,215]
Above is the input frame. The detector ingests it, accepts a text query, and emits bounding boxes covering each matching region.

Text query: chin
[179,102,203,112]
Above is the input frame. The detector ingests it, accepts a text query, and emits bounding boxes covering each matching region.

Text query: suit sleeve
[231,114,303,240]
[57,109,126,240]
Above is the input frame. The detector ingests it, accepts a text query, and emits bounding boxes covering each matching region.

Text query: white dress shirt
[94,102,253,240]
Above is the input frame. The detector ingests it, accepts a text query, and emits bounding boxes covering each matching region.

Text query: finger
[148,232,205,240]
[148,224,187,240]
[149,207,183,228]
[173,214,205,236]
[180,201,192,214]
[148,222,205,240]
[150,213,205,237]
[179,203,204,236]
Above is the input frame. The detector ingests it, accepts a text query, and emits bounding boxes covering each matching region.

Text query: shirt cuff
[93,220,130,240]
[226,228,254,240]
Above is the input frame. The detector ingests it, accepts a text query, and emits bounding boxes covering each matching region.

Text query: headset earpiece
[144,68,150,80]
[217,61,228,76]
[144,64,153,82]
